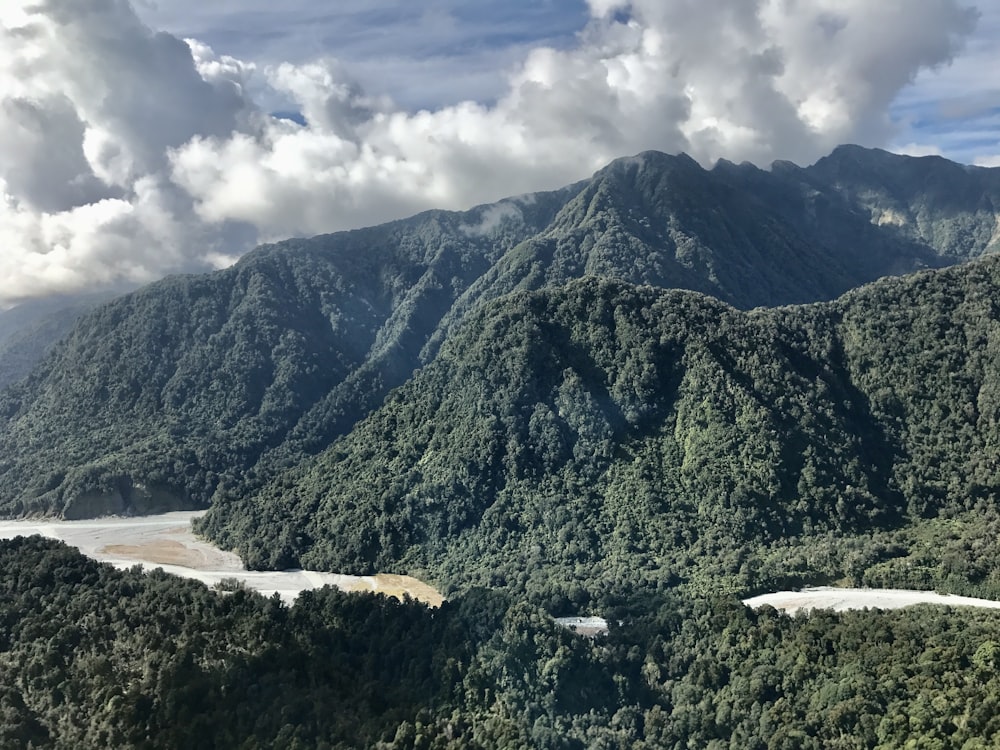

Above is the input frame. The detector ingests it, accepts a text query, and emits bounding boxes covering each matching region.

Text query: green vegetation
[0,292,115,390]
[0,188,575,518]
[808,145,1000,259]
[0,147,991,524]
[200,257,1000,606]
[5,537,1000,749]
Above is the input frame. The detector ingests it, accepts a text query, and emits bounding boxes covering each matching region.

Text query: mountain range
[1,145,999,600]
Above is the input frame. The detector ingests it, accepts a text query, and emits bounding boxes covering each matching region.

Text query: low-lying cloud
[0,0,979,304]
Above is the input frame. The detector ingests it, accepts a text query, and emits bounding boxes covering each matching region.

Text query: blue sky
[0,0,997,302]
[890,2,1000,164]
[134,0,593,110]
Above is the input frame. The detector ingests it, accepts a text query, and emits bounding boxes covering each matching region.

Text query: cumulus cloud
[0,0,259,302]
[0,0,980,304]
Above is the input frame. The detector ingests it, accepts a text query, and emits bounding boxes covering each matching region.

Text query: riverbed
[743,586,1000,614]
[0,511,443,606]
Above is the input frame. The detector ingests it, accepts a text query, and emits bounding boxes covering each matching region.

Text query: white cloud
[461,202,525,237]
[975,155,1000,168]
[0,0,257,303]
[0,0,982,304]
[891,143,945,158]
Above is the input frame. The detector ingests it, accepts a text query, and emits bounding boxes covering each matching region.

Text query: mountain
[424,147,1000,355]
[807,144,1000,259]
[0,292,119,390]
[0,186,578,518]
[0,145,997,532]
[198,256,1000,602]
[7,146,1000,750]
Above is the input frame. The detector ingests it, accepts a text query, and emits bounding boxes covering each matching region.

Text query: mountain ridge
[0,144,997,587]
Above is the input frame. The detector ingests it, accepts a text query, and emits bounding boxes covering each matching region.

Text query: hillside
[0,292,119,390]
[197,256,1000,604]
[0,186,577,517]
[807,144,1000,259]
[426,148,965,354]
[0,147,997,524]
[3,146,1000,746]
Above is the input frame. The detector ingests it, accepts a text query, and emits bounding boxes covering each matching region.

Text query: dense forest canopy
[5,536,1000,749]
[190,256,1000,606]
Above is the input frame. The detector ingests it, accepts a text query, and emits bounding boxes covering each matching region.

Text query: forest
[4,535,1000,749]
[199,257,1000,610]
[1,146,996,528]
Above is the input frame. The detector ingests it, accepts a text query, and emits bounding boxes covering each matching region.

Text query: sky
[0,0,997,305]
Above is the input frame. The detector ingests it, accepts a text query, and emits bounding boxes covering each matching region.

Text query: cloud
[0,0,981,304]
[888,3,1000,163]
[891,143,944,158]
[132,0,592,111]
[172,0,979,233]
[0,0,256,301]
[461,201,525,237]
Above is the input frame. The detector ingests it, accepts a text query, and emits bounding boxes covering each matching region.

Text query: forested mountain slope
[426,149,957,354]
[199,256,1000,602]
[0,146,997,523]
[807,144,1000,259]
[0,187,578,517]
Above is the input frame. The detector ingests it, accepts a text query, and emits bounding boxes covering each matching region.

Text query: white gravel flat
[743,586,1000,614]
[0,512,439,605]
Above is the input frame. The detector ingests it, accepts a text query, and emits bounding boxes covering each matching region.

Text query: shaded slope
[807,144,1000,259]
[0,292,120,389]
[11,537,1000,749]
[424,149,968,356]
[201,257,1000,596]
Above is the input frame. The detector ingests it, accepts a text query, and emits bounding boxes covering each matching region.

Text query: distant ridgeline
[0,291,120,391]
[1,145,999,600]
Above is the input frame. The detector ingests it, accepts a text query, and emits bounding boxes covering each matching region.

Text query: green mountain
[807,144,1000,259]
[201,256,1000,602]
[4,146,1000,747]
[0,292,118,390]
[0,145,996,537]
[0,187,576,517]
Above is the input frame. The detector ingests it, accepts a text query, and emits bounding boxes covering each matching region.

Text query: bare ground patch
[101,539,213,568]
[341,574,444,607]
[373,574,445,607]
[2,513,444,606]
